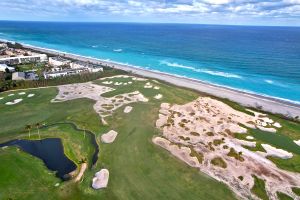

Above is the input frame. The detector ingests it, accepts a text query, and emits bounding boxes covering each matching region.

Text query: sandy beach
[3,40,300,118]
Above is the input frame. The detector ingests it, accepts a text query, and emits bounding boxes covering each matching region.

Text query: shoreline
[2,39,300,118]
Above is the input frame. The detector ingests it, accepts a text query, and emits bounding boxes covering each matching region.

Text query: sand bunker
[261,144,293,159]
[124,106,133,113]
[92,169,109,189]
[154,94,163,100]
[101,130,118,143]
[235,139,256,147]
[294,140,300,147]
[18,92,26,95]
[93,91,148,118]
[27,94,35,98]
[153,137,200,167]
[154,97,299,200]
[246,136,254,140]
[52,82,148,123]
[8,94,14,96]
[144,82,153,89]
[114,82,123,86]
[154,86,160,90]
[5,99,23,105]
[273,122,282,128]
[102,81,113,85]
[0,97,3,100]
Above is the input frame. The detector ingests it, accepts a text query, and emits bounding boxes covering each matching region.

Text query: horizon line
[0,19,299,28]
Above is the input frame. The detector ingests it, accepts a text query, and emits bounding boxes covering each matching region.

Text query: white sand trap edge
[8,94,14,96]
[19,92,26,95]
[261,144,293,159]
[5,99,23,105]
[273,122,282,128]
[124,106,133,113]
[294,140,300,147]
[27,94,35,98]
[154,94,163,100]
[236,139,256,147]
[102,81,113,85]
[0,97,3,100]
[144,82,153,88]
[92,169,109,189]
[101,130,118,144]
[246,136,254,140]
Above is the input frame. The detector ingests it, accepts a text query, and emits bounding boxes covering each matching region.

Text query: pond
[0,138,77,180]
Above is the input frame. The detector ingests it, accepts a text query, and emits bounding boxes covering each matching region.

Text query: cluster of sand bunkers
[49,75,300,197]
[0,92,35,105]
[52,75,162,125]
[154,97,300,200]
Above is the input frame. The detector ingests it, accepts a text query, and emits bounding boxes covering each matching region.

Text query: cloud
[0,0,299,25]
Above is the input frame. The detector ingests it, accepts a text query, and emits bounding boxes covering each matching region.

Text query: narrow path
[74,163,87,182]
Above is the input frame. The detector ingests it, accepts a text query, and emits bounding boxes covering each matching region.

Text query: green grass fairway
[1,73,300,199]
[0,76,238,199]
[0,147,60,200]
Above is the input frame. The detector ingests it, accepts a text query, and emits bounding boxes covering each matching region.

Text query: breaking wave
[160,61,243,79]
[264,79,288,88]
[113,49,123,52]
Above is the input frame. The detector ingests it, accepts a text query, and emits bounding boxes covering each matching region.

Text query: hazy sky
[0,0,299,26]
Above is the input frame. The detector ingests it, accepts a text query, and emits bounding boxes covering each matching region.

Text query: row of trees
[25,123,42,139]
[0,68,125,92]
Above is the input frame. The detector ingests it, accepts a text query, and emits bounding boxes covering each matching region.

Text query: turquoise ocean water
[0,21,299,103]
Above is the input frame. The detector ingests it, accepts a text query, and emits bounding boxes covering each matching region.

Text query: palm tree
[25,124,32,138]
[36,123,41,140]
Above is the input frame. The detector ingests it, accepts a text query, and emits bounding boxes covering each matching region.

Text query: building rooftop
[50,56,70,62]
[71,61,102,68]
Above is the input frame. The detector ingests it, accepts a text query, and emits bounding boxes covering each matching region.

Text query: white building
[0,64,15,72]
[0,54,48,65]
[26,72,39,80]
[49,57,71,67]
[44,68,87,79]
[70,61,103,73]
[12,71,38,81]
[0,43,7,49]
[12,72,26,80]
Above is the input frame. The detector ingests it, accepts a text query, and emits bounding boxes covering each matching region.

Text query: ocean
[0,21,299,103]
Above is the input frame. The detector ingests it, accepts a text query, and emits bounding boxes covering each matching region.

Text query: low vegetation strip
[0,69,125,93]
